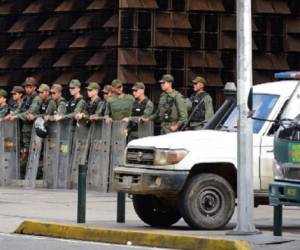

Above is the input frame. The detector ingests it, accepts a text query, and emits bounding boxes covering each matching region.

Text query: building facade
[0,0,298,106]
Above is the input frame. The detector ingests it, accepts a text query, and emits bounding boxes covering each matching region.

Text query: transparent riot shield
[138,121,154,138]
[43,119,73,188]
[0,120,20,186]
[87,120,111,192]
[70,121,89,188]
[24,126,43,188]
[108,121,127,191]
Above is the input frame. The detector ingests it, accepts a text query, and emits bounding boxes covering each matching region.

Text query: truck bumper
[269,181,300,206]
[113,166,189,195]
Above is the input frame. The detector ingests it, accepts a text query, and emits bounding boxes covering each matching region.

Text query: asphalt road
[0,233,171,250]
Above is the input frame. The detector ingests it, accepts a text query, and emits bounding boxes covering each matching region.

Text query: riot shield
[24,126,43,188]
[44,119,73,188]
[70,121,89,188]
[0,120,20,186]
[138,121,154,138]
[87,120,111,192]
[109,121,127,191]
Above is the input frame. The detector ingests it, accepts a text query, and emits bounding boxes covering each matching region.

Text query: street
[1,187,300,250]
[0,233,171,250]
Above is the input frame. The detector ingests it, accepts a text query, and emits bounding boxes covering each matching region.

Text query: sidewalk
[1,187,300,249]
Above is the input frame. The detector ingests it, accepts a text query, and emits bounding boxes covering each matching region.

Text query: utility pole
[229,0,259,235]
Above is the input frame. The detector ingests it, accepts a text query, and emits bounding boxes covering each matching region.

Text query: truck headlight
[273,159,284,180]
[154,149,189,166]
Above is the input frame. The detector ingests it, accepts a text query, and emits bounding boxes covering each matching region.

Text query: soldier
[8,86,24,113]
[54,79,86,121]
[76,82,104,123]
[122,82,154,141]
[34,84,56,118]
[144,74,187,134]
[96,85,113,119]
[9,77,41,156]
[44,84,67,122]
[104,79,134,123]
[103,84,113,99]
[187,76,214,130]
[0,89,9,118]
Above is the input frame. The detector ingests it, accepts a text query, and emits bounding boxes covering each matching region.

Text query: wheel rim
[198,188,222,216]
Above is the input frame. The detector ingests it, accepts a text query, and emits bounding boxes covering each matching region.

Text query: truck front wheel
[132,194,181,227]
[180,173,235,229]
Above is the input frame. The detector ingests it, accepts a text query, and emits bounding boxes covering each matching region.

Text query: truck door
[259,135,274,190]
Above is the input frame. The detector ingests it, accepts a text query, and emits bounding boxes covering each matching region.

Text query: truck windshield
[221,94,279,133]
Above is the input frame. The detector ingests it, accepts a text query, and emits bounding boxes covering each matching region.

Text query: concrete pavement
[1,187,300,249]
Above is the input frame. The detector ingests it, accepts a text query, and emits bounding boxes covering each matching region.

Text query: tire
[180,173,235,230]
[132,195,181,227]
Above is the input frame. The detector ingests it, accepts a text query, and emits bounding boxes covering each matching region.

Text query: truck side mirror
[247,87,253,111]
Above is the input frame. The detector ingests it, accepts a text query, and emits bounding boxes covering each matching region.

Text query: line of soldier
[0,74,214,167]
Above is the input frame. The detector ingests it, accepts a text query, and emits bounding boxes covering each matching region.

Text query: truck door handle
[266,150,273,153]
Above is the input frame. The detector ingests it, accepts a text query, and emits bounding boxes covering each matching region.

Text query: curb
[15,221,251,250]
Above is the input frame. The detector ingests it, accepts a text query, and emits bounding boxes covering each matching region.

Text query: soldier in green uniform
[122,82,154,141]
[44,84,67,122]
[10,77,41,155]
[187,76,214,130]
[104,79,134,123]
[9,77,41,177]
[30,84,57,119]
[54,79,86,121]
[0,89,9,118]
[8,86,24,114]
[144,74,187,134]
[76,82,105,123]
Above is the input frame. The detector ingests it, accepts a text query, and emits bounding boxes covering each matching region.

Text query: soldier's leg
[20,124,32,178]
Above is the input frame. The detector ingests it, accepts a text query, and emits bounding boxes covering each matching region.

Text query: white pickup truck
[113,80,298,229]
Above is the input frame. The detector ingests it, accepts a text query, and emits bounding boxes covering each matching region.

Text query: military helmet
[34,117,48,138]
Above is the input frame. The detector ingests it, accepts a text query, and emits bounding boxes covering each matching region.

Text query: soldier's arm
[0,106,9,118]
[175,94,188,128]
[45,100,57,116]
[186,98,192,113]
[16,96,41,120]
[93,101,105,119]
[204,95,214,122]
[56,101,67,116]
[104,101,112,117]
[63,99,86,119]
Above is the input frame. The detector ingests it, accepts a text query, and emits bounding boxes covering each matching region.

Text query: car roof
[253,80,299,96]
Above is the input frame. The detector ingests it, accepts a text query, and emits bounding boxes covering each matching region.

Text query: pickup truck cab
[114,80,299,229]
[269,73,300,207]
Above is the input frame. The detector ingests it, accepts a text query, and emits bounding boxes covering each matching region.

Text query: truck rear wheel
[180,173,235,229]
[132,194,181,227]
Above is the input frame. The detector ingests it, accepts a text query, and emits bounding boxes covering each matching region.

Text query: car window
[220,94,279,133]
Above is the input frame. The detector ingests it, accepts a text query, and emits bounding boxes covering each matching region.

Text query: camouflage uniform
[85,82,105,119]
[37,84,57,117]
[188,76,214,130]
[150,75,188,134]
[188,92,214,130]
[15,92,41,149]
[0,89,9,118]
[63,80,86,120]
[9,86,24,115]
[127,82,154,141]
[48,84,67,120]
